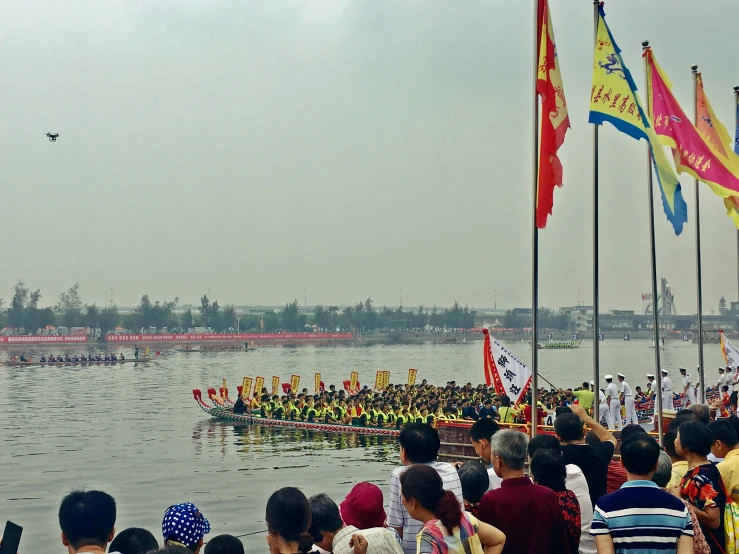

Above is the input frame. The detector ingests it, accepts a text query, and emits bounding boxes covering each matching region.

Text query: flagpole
[693,65,705,403]
[531,0,540,439]
[643,41,664,443]
[592,0,600,415]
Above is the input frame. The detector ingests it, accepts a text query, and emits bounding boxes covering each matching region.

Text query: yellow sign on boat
[254,376,264,398]
[408,368,417,386]
[350,371,359,393]
[382,370,390,389]
[241,376,252,400]
[290,374,300,393]
[315,372,321,394]
[271,375,280,395]
[374,371,383,390]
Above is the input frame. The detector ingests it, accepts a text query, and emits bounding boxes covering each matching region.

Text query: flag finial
[691,65,698,72]
[733,86,739,92]
[642,40,649,48]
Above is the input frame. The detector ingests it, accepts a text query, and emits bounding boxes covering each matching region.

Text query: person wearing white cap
[645,374,656,399]
[661,369,673,411]
[604,375,620,430]
[617,373,638,425]
[679,367,696,408]
[592,380,609,427]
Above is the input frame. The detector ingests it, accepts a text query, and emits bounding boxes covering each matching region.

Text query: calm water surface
[0,339,726,551]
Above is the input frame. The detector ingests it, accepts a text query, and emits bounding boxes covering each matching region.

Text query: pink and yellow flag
[646,48,739,226]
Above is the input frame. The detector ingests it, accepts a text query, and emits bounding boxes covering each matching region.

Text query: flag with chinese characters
[589,5,686,235]
[485,332,531,405]
[536,0,570,229]
[647,50,739,224]
[721,330,739,369]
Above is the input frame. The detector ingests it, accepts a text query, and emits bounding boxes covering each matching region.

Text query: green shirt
[572,389,594,410]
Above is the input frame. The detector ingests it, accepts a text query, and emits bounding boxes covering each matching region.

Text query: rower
[64,354,71,362]
[233,395,247,414]
[19,354,27,362]
[72,355,79,362]
[40,355,46,363]
[120,353,125,361]
[134,344,139,359]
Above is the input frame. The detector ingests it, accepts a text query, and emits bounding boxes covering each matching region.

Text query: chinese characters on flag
[485,333,532,405]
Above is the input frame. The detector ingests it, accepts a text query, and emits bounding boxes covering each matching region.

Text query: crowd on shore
[13,398,739,554]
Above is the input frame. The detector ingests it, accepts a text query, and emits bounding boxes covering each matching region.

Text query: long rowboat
[2,355,158,367]
[192,389,400,437]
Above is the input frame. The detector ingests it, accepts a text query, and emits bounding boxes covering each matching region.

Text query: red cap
[339,482,386,530]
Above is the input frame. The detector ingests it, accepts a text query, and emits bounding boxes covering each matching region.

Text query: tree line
[0,281,476,336]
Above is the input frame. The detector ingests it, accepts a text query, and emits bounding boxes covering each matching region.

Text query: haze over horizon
[2,0,739,315]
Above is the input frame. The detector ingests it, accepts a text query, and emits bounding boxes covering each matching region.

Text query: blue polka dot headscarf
[162,502,211,547]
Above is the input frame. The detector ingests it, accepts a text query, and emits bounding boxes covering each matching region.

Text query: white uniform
[621,380,638,425]
[681,373,696,408]
[605,382,620,430]
[597,390,610,427]
[661,376,673,411]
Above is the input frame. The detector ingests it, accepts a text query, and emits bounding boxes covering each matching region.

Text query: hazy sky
[2,0,739,313]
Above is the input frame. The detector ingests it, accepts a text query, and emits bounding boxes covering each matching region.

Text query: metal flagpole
[531,0,540,438]
[693,65,705,403]
[643,41,664,443]
[592,0,600,415]
[735,86,739,310]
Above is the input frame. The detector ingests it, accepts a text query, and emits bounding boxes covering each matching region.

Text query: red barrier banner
[105,333,352,343]
[0,335,88,343]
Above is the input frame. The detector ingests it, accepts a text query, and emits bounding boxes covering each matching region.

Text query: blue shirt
[590,480,693,553]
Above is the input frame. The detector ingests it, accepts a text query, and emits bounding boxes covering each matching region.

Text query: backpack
[718,479,739,554]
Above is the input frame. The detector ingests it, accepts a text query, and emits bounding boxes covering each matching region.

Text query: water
[0,339,726,552]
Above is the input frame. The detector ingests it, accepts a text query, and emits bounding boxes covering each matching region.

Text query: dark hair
[530,450,566,492]
[620,424,647,444]
[678,421,713,457]
[501,396,511,407]
[204,534,245,554]
[109,528,158,554]
[554,413,583,442]
[727,415,739,438]
[58,490,117,550]
[621,435,661,476]
[668,410,697,431]
[663,430,682,459]
[470,418,500,443]
[150,548,192,554]
[265,488,313,553]
[689,404,711,425]
[398,423,440,463]
[528,434,562,458]
[584,430,601,445]
[400,465,462,534]
[709,419,739,448]
[307,494,343,542]
[457,461,489,504]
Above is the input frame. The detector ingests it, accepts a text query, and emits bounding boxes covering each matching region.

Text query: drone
[46,133,59,142]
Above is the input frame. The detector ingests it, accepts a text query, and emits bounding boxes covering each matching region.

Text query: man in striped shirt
[591,434,693,553]
[387,423,464,554]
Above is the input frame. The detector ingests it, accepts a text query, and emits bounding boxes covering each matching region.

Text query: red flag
[483,329,494,387]
[536,0,570,228]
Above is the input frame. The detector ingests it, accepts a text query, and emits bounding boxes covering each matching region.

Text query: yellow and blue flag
[588,4,686,235]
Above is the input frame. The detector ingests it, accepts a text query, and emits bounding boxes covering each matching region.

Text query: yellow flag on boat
[241,377,252,400]
[350,371,359,393]
[408,368,417,386]
[290,374,300,393]
[315,372,321,394]
[254,376,264,398]
[374,371,384,390]
[382,370,390,389]
[222,378,227,399]
[271,375,280,395]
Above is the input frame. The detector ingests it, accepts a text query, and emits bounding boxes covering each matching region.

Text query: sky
[2,0,739,314]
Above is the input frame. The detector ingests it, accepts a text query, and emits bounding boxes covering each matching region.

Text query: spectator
[555,404,616,506]
[618,424,647,444]
[388,423,463,554]
[530,450,581,554]
[664,430,689,488]
[58,490,117,554]
[673,421,726,554]
[710,419,739,503]
[162,503,210,553]
[591,435,693,553]
[583,431,627,494]
[308,493,402,554]
[265,487,313,554]
[668,410,698,432]
[496,397,518,424]
[571,382,594,416]
[469,418,502,490]
[688,404,712,425]
[653,451,711,554]
[109,528,158,554]
[204,535,244,554]
[400,464,505,554]
[477,430,571,554]
[339,482,387,530]
[151,547,193,554]
[457,461,489,514]
[522,399,547,427]
[528,434,595,554]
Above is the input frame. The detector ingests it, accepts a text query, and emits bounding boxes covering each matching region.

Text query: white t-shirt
[388,461,464,554]
[598,390,606,405]
[566,464,596,554]
[620,381,633,397]
[662,376,673,392]
[682,374,693,388]
[488,466,503,490]
[604,383,618,403]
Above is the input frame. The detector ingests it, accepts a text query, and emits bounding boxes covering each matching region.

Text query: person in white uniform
[645,374,656,399]
[679,367,696,408]
[592,380,610,427]
[661,369,673,411]
[618,373,639,425]
[604,374,621,430]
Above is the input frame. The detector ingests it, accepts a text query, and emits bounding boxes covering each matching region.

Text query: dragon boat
[536,341,581,350]
[192,388,400,437]
[2,354,159,367]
